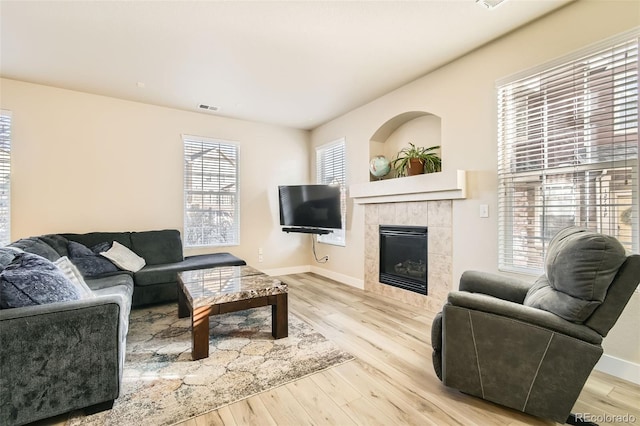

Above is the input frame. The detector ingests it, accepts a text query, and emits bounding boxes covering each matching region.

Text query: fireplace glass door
[379,225,428,295]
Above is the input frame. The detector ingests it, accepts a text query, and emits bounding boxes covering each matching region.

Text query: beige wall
[0,78,311,269]
[310,0,640,366]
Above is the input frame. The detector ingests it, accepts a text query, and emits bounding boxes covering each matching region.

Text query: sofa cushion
[8,237,60,261]
[38,234,70,257]
[87,272,134,332]
[100,241,146,272]
[0,252,81,309]
[524,227,627,322]
[67,241,119,278]
[130,229,183,265]
[133,252,246,286]
[134,267,178,287]
[63,232,133,251]
[85,273,134,293]
[181,253,246,270]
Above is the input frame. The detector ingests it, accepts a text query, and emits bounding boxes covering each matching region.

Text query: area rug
[67,303,354,426]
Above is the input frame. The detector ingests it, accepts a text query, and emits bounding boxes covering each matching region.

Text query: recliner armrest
[447,291,602,344]
[459,270,533,304]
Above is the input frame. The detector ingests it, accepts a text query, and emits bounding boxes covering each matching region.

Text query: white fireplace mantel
[349,169,467,204]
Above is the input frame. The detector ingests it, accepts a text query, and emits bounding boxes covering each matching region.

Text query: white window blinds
[497,32,639,274]
[183,135,239,247]
[0,111,11,246]
[316,139,346,246]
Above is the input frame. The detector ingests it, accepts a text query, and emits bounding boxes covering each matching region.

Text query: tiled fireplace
[352,170,463,310]
[364,200,452,311]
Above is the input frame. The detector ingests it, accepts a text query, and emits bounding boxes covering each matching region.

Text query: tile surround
[364,200,452,311]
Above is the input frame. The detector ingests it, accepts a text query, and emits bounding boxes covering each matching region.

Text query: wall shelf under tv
[282,227,333,235]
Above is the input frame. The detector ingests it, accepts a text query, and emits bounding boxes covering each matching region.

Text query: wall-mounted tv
[278,184,342,231]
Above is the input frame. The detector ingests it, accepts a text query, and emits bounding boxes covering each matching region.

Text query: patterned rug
[67,303,354,426]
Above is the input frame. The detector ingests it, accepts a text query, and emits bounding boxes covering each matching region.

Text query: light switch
[479,204,489,218]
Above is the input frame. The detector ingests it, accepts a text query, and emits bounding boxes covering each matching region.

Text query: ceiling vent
[198,104,220,112]
[476,0,508,9]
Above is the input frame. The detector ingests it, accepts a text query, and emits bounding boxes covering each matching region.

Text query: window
[183,135,239,247]
[316,139,346,246]
[497,32,639,274]
[0,111,10,246]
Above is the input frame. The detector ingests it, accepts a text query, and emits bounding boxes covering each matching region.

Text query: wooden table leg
[178,284,190,319]
[272,293,288,339]
[192,305,212,360]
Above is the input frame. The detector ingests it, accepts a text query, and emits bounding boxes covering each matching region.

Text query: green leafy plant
[391,143,441,177]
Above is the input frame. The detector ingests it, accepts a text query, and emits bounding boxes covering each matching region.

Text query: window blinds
[497,32,639,274]
[316,139,346,246]
[183,135,239,247]
[0,111,10,246]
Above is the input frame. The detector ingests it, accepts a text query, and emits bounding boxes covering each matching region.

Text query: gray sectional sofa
[0,229,245,426]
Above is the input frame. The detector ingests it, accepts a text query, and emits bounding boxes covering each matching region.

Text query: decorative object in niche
[391,143,441,177]
[369,155,391,179]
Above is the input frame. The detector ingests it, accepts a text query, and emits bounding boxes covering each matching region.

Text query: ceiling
[0,0,573,130]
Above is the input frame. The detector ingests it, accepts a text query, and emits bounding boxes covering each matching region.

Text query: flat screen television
[278,185,342,230]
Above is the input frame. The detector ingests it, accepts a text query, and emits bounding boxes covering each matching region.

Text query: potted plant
[391,143,441,177]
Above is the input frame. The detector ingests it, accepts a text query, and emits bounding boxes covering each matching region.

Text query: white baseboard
[595,354,640,385]
[260,265,364,290]
[260,265,310,276]
[309,266,364,289]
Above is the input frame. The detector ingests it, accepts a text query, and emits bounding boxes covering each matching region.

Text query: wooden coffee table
[177,265,288,360]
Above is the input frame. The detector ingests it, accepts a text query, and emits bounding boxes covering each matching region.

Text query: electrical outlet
[258,247,263,255]
[258,254,264,263]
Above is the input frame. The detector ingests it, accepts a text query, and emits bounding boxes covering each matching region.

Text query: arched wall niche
[369,111,442,181]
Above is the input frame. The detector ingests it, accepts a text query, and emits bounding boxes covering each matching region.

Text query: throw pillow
[67,240,95,258]
[0,246,22,270]
[100,241,146,272]
[523,227,627,323]
[67,241,119,277]
[0,252,80,309]
[91,241,112,253]
[54,256,95,298]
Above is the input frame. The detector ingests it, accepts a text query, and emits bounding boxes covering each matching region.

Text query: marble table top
[178,265,287,308]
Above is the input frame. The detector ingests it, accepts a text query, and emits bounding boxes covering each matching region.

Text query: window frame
[0,110,11,247]
[182,134,240,248]
[316,138,347,247]
[497,31,639,275]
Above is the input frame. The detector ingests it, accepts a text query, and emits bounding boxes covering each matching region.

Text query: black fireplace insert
[379,225,428,295]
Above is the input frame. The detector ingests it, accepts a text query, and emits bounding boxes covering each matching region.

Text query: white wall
[0,78,312,270]
[310,0,640,374]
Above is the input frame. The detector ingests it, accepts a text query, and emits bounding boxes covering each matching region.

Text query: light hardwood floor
[176,273,640,426]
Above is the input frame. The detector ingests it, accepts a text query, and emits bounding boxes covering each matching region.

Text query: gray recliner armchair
[431,227,640,423]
